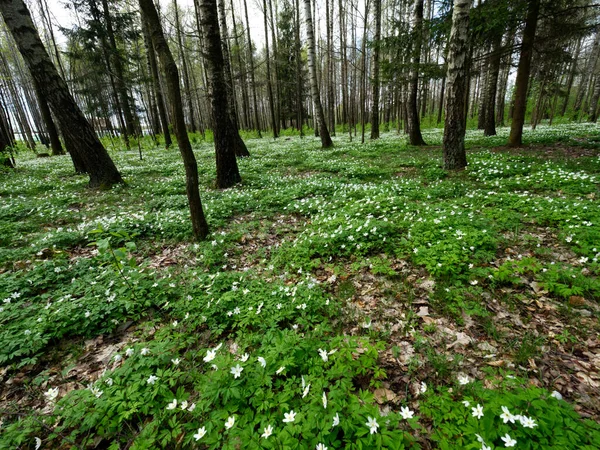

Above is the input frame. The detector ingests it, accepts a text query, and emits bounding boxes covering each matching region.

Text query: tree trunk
[262,0,278,138]
[102,0,137,137]
[294,0,304,135]
[370,0,381,139]
[338,0,348,134]
[142,18,172,148]
[483,33,502,136]
[407,0,426,146]
[31,76,64,155]
[138,0,209,239]
[217,0,250,156]
[243,0,262,137]
[561,38,582,116]
[229,0,250,130]
[0,0,122,186]
[197,0,243,188]
[303,0,333,148]
[442,0,470,171]
[508,0,540,147]
[573,33,600,116]
[173,0,197,133]
[588,74,600,122]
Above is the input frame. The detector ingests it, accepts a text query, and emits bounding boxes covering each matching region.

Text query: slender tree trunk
[142,19,172,148]
[173,0,197,132]
[0,0,121,185]
[230,0,250,130]
[508,0,540,147]
[339,0,348,134]
[303,0,333,148]
[443,0,470,170]
[295,0,304,135]
[217,0,250,156]
[325,0,335,135]
[437,75,446,124]
[268,0,281,133]
[243,0,262,137]
[262,0,278,138]
[197,0,243,187]
[561,38,582,116]
[588,74,600,122]
[483,33,502,136]
[139,0,209,239]
[370,0,381,139]
[574,32,600,116]
[31,76,63,155]
[407,0,426,145]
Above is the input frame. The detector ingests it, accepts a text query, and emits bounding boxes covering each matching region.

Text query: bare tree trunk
[443,0,470,170]
[139,0,209,239]
[561,38,582,116]
[573,32,600,116]
[508,0,540,147]
[483,33,502,136]
[338,0,348,135]
[31,76,63,155]
[142,19,172,148]
[230,0,250,130]
[304,0,333,147]
[295,0,304,135]
[173,0,197,132]
[0,0,121,185]
[370,0,381,139]
[588,74,600,122]
[197,0,243,187]
[407,0,426,146]
[243,0,262,137]
[263,0,278,138]
[217,0,250,156]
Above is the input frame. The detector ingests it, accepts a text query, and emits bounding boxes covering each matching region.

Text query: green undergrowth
[1,124,600,449]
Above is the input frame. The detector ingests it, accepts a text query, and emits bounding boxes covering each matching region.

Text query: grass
[1,123,600,449]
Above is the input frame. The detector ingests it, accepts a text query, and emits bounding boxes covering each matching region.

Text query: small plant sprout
[193,427,206,441]
[366,416,379,434]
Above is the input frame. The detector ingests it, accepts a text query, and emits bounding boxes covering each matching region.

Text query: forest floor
[1,123,600,449]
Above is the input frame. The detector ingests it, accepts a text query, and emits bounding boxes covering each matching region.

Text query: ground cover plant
[1,123,600,449]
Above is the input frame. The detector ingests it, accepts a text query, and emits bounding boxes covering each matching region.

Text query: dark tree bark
[142,18,172,148]
[407,0,426,146]
[295,0,304,135]
[483,33,502,136]
[443,0,470,171]
[31,76,63,155]
[217,0,250,156]
[243,0,262,137]
[508,0,540,147]
[0,0,122,186]
[138,0,209,239]
[588,74,600,122]
[574,33,600,116]
[304,0,333,148]
[370,0,381,140]
[173,0,197,132]
[561,38,582,116]
[197,0,243,188]
[263,0,278,138]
